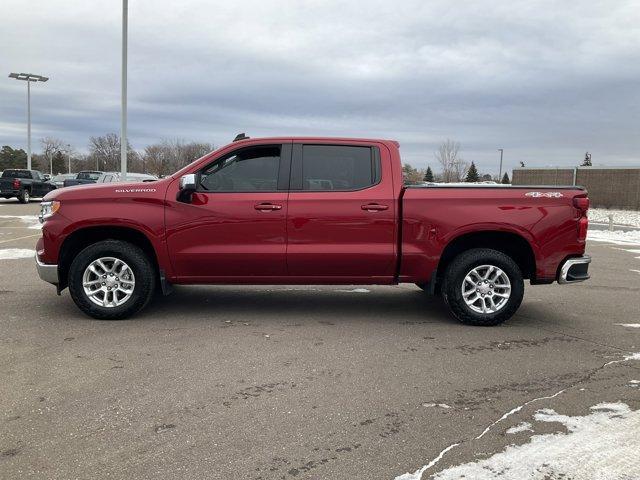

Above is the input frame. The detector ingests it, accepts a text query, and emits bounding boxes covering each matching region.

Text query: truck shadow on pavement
[139,285,461,325]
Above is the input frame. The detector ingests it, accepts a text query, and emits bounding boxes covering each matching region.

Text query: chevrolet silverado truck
[36,136,591,325]
[1,169,56,203]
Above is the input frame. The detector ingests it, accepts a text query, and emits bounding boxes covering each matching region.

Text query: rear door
[165,143,292,281]
[286,142,397,281]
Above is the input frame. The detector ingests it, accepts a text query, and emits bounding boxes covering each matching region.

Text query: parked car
[36,135,591,323]
[51,173,78,189]
[63,171,103,188]
[1,169,56,203]
[95,172,158,183]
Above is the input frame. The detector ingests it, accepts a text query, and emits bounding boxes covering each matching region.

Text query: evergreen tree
[465,161,479,182]
[0,146,28,170]
[501,172,511,184]
[423,166,434,182]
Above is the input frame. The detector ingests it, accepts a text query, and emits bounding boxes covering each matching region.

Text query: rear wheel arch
[58,226,160,291]
[435,230,537,285]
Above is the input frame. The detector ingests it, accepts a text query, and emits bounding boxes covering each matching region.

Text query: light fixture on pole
[66,143,72,174]
[498,148,504,180]
[8,72,49,170]
[121,0,128,176]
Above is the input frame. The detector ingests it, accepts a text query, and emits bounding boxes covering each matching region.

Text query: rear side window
[299,145,379,191]
[199,145,281,192]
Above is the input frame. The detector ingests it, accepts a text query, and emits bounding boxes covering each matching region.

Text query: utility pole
[498,148,504,180]
[67,144,71,173]
[121,0,128,176]
[8,73,49,170]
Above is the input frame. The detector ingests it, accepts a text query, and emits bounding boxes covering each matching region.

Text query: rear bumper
[558,255,591,284]
[36,256,59,285]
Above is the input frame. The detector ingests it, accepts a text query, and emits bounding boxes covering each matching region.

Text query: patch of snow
[430,403,640,480]
[0,248,35,260]
[628,380,639,388]
[615,323,640,328]
[588,208,640,227]
[630,269,640,275]
[506,422,533,434]
[604,352,640,366]
[475,389,566,439]
[394,443,460,480]
[587,229,640,245]
[334,288,370,293]
[0,215,41,230]
[422,403,452,409]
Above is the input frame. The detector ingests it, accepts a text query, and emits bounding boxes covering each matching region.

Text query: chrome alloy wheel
[82,257,135,308]
[461,264,511,314]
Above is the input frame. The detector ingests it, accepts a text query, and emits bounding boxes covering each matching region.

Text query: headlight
[39,201,61,223]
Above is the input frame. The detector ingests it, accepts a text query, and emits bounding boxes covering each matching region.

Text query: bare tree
[142,139,214,176]
[88,133,139,171]
[434,139,468,182]
[40,137,66,175]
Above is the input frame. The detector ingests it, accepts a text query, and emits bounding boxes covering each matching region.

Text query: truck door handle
[254,203,282,211]
[361,203,389,211]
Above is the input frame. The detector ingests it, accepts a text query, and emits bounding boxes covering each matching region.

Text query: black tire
[18,189,30,204]
[442,248,524,326]
[68,240,156,320]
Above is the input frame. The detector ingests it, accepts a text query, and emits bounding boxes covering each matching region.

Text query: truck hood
[43,179,169,202]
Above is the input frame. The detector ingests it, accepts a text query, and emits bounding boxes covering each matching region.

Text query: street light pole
[67,144,71,174]
[8,73,49,170]
[121,0,128,176]
[498,148,504,180]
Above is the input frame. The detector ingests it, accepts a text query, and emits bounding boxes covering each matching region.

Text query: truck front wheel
[442,248,524,326]
[68,240,156,320]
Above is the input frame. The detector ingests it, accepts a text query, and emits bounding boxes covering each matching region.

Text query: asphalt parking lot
[1,199,639,479]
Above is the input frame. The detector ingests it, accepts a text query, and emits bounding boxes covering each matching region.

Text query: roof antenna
[233,133,249,142]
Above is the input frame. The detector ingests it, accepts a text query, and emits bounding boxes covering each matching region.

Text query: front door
[165,143,291,281]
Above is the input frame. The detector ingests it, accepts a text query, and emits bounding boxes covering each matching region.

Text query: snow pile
[429,403,640,480]
[506,422,533,434]
[589,208,640,227]
[587,229,640,245]
[0,249,35,260]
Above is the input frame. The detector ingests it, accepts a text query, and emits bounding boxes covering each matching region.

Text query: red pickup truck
[36,136,591,325]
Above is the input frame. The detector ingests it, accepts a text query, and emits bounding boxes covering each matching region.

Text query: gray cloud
[1,0,639,174]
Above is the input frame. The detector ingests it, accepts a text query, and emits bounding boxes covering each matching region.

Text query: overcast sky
[1,0,639,173]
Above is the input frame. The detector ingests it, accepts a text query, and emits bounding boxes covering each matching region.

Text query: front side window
[301,145,378,191]
[200,145,281,192]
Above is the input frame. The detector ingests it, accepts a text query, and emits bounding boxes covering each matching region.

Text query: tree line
[402,139,511,185]
[0,134,214,176]
[2,135,512,184]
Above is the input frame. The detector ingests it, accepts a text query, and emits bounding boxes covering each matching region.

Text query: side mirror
[177,173,198,203]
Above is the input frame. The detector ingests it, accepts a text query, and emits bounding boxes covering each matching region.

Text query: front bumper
[558,255,591,284]
[36,256,59,285]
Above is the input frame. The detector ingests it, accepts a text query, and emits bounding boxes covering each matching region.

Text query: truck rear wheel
[68,240,156,320]
[442,248,524,326]
[18,189,30,204]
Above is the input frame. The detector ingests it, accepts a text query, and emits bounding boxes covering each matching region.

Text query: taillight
[574,196,589,242]
[578,216,588,242]
[573,196,589,214]
[12,178,21,189]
